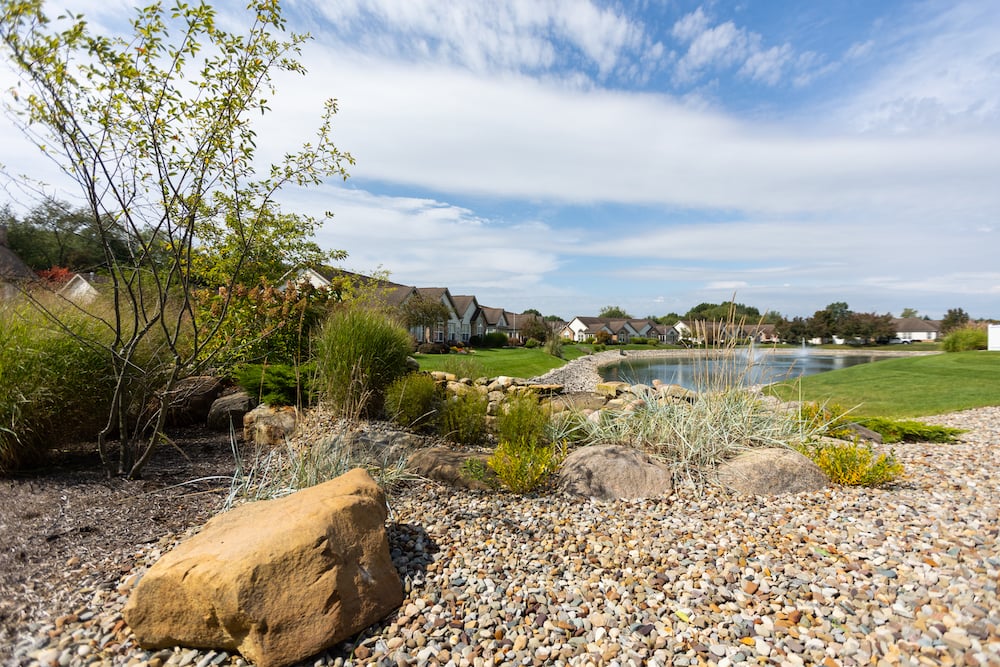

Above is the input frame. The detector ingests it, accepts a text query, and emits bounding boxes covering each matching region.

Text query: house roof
[893,317,941,333]
[478,306,506,326]
[451,294,478,315]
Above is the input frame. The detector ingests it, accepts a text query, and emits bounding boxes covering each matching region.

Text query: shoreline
[531,346,940,393]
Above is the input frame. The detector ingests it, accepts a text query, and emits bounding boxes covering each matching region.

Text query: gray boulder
[557,445,674,500]
[206,391,257,432]
[716,447,829,496]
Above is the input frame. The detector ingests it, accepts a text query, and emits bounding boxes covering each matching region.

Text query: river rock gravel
[6,402,999,666]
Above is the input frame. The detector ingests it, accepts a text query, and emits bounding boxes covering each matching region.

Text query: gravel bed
[6,398,999,666]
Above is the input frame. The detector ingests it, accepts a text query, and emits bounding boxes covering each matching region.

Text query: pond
[599,350,886,390]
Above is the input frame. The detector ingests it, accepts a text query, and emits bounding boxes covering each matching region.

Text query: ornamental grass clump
[313,306,413,420]
[0,299,115,472]
[225,414,416,508]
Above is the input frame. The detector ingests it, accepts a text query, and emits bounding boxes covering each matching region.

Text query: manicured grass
[413,345,590,378]
[769,351,1000,418]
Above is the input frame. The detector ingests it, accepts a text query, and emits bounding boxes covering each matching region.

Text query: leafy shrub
[233,363,313,407]
[941,325,987,352]
[313,306,413,419]
[196,280,331,371]
[489,439,563,494]
[524,337,541,348]
[631,336,649,345]
[489,393,562,493]
[384,373,440,431]
[417,342,449,354]
[855,417,963,444]
[0,301,115,471]
[437,391,488,446]
[476,332,508,348]
[799,439,904,487]
[493,393,550,450]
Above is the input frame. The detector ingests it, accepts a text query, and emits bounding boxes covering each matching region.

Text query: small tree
[1,1,352,478]
[599,305,632,319]
[940,308,970,335]
[399,293,451,342]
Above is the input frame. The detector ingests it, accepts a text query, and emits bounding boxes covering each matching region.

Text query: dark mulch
[0,428,236,650]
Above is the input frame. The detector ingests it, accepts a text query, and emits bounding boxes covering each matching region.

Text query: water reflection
[601,351,883,390]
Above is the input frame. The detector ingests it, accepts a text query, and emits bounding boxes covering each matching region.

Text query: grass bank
[768,351,1000,418]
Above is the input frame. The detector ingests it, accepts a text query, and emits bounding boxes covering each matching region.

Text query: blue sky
[2,0,999,320]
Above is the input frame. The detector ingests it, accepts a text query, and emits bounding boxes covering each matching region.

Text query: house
[742,323,780,344]
[413,287,460,343]
[451,295,480,343]
[477,306,509,336]
[282,266,417,309]
[892,317,940,342]
[562,316,610,342]
[0,225,35,299]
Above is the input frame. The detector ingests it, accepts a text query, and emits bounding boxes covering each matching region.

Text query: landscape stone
[206,391,257,432]
[407,447,496,490]
[715,447,829,496]
[163,376,224,427]
[557,444,674,500]
[242,404,297,446]
[122,469,402,667]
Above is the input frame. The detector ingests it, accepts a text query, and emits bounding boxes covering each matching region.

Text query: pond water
[600,350,885,390]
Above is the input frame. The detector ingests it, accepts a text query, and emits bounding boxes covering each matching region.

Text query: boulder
[542,392,607,414]
[407,447,496,491]
[716,447,829,496]
[557,445,674,500]
[243,405,297,446]
[595,381,630,398]
[206,391,257,432]
[123,469,402,667]
[163,376,225,427]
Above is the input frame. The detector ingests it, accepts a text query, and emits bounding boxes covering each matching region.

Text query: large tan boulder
[557,445,674,500]
[242,404,297,446]
[123,469,403,667]
[716,447,829,496]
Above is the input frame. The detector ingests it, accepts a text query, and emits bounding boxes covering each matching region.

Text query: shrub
[799,439,904,487]
[544,335,564,359]
[417,342,449,354]
[854,417,963,443]
[313,307,413,419]
[524,337,541,348]
[0,300,115,471]
[493,393,549,450]
[233,363,313,407]
[477,332,509,348]
[437,391,488,446]
[489,439,563,494]
[384,373,440,431]
[941,325,987,352]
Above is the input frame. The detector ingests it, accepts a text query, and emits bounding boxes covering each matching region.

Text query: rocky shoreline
[8,349,999,667]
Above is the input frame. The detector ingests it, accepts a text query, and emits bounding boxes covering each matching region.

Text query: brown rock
[407,447,496,490]
[542,392,607,414]
[716,447,829,496]
[557,445,674,500]
[163,376,225,427]
[206,391,257,432]
[242,404,297,446]
[123,469,402,667]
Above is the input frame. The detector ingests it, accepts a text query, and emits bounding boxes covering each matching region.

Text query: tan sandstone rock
[242,404,297,446]
[716,447,829,496]
[123,469,403,667]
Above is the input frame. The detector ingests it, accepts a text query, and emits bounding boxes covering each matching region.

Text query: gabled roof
[478,306,506,326]
[451,294,478,316]
[893,317,941,333]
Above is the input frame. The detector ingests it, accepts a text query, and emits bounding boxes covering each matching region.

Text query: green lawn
[413,345,591,378]
[768,351,1000,418]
